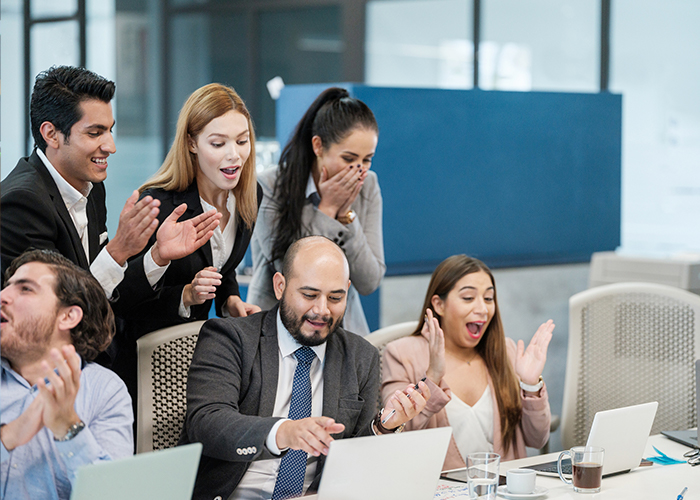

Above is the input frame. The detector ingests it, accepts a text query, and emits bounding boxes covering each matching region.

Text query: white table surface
[305,434,700,500]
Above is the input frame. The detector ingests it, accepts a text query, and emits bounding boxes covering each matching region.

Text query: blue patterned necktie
[271,346,316,500]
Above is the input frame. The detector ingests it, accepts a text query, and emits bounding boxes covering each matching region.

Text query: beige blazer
[382,333,551,470]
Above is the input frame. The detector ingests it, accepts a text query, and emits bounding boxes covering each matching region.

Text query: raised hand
[424,308,446,385]
[151,204,222,266]
[183,266,222,308]
[381,380,431,430]
[36,345,82,439]
[276,417,345,457]
[226,295,261,318]
[514,319,555,386]
[317,164,364,219]
[106,190,160,265]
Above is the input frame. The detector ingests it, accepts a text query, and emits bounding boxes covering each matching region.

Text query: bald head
[274,236,351,345]
[282,236,349,282]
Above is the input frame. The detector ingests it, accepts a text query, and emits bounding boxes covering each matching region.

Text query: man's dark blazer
[179,305,380,500]
[112,180,263,403]
[0,150,153,308]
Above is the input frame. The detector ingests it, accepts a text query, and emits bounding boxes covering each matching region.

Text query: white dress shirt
[37,149,167,299]
[230,310,326,500]
[179,192,237,318]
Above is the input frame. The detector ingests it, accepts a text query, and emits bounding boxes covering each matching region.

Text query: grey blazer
[179,306,380,500]
[247,168,386,336]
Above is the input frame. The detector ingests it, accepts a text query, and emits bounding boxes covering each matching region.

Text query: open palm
[514,319,555,385]
[156,204,222,261]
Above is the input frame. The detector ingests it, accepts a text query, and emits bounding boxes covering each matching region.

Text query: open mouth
[466,322,483,339]
[0,311,9,325]
[220,166,240,179]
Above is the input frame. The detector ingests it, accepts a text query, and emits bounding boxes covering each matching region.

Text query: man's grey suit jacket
[179,305,380,500]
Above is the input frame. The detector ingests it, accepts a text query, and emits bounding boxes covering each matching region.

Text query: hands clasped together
[0,346,83,451]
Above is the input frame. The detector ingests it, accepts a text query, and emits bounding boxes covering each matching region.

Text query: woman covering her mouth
[112,83,262,404]
[381,255,554,469]
[247,87,385,336]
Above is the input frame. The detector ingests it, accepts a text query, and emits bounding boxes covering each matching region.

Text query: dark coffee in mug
[572,463,603,489]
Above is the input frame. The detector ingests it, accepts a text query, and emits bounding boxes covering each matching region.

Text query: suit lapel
[174,181,214,266]
[321,333,342,421]
[30,152,90,268]
[258,307,280,417]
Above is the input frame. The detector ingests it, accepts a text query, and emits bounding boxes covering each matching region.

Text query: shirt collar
[276,308,327,363]
[305,173,318,199]
[37,148,93,205]
[1,352,85,389]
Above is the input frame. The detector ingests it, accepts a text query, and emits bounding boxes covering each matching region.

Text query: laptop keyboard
[530,458,571,475]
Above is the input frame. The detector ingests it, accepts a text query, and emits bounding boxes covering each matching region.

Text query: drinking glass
[557,446,604,493]
[467,452,500,499]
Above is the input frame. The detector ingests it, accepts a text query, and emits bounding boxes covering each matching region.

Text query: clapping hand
[226,295,261,318]
[423,308,446,385]
[37,345,83,439]
[514,320,555,386]
[151,204,222,266]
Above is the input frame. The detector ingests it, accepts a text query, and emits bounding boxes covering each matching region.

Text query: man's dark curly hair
[4,249,115,361]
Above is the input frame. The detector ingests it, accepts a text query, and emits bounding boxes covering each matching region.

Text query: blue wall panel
[276,84,622,329]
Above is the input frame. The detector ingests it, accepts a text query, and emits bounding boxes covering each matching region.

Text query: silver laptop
[70,443,202,500]
[662,359,700,449]
[317,427,452,500]
[529,401,658,477]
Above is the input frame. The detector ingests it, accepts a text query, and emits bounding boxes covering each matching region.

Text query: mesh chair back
[561,283,700,450]
[136,321,205,453]
[365,321,419,407]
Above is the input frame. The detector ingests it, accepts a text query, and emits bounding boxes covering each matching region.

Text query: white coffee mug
[506,468,536,495]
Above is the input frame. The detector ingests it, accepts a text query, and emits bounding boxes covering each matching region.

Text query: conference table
[306,434,699,499]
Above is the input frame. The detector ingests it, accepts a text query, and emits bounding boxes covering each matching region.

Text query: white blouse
[444,385,495,458]
[178,191,237,318]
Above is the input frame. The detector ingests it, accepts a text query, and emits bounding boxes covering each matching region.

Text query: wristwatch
[519,375,544,393]
[54,421,86,442]
[337,210,356,225]
[374,408,405,434]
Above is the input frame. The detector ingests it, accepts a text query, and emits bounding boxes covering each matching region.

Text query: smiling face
[49,99,116,193]
[432,270,496,351]
[313,127,378,178]
[0,262,61,364]
[274,238,350,346]
[190,110,251,198]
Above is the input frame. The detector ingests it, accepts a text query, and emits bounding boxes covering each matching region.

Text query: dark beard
[0,310,55,365]
[279,296,342,347]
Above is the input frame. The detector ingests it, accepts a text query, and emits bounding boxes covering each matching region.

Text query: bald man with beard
[180,236,431,500]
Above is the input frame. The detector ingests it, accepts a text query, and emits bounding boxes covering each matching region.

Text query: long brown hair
[413,255,522,453]
[140,83,258,229]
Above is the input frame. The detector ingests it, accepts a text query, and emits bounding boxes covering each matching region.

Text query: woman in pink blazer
[381,255,554,469]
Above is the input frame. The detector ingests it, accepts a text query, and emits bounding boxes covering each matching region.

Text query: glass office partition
[481,0,598,92]
[611,0,700,255]
[365,0,473,89]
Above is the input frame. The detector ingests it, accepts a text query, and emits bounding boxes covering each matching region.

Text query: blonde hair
[140,83,258,229]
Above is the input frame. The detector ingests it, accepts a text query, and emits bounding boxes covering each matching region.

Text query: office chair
[561,282,700,450]
[365,320,419,407]
[136,321,205,453]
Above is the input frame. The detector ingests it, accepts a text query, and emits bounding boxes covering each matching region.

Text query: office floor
[379,262,591,454]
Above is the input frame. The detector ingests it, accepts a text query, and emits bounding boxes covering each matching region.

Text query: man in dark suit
[180,236,430,500]
[0,66,220,313]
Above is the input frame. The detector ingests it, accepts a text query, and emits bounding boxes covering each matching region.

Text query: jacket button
[236,448,242,455]
[214,496,223,500]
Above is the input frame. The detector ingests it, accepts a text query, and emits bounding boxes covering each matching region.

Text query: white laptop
[70,443,202,500]
[529,401,658,477]
[316,427,452,500]
[662,359,700,449]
